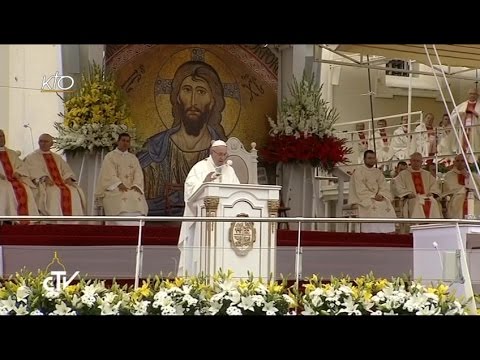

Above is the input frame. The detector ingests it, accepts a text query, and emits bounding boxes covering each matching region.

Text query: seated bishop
[443,154,480,219]
[95,133,148,225]
[24,133,86,218]
[395,152,442,219]
[0,129,39,221]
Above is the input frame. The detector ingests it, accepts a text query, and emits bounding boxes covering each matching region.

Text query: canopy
[336,44,480,69]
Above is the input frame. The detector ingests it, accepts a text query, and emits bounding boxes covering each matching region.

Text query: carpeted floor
[0,224,413,247]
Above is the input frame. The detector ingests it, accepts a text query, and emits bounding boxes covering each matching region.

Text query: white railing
[2,215,480,290]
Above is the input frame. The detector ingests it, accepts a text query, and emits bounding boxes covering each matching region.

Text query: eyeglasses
[212,149,228,157]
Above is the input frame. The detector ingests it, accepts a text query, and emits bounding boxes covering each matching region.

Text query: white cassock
[395,168,442,219]
[437,125,456,156]
[390,126,410,160]
[177,155,240,277]
[369,129,392,164]
[442,168,480,219]
[353,131,369,164]
[348,165,396,233]
[24,150,86,220]
[451,100,480,156]
[410,123,436,157]
[96,148,148,226]
[0,147,39,218]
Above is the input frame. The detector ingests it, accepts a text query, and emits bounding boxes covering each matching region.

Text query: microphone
[23,123,35,152]
[432,241,444,275]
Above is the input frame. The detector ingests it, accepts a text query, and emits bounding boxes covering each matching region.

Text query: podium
[411,224,479,313]
[183,183,281,279]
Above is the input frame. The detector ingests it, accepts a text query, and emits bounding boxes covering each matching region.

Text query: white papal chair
[226,137,258,184]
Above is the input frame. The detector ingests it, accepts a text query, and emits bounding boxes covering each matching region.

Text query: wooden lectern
[184,183,281,279]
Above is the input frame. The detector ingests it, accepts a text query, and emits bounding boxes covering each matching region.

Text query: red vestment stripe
[0,151,29,215]
[42,153,72,216]
[411,172,431,218]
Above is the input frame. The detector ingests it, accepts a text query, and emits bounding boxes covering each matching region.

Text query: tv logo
[41,72,75,93]
[42,270,80,292]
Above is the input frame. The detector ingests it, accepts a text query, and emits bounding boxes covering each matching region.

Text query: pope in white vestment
[177,140,240,277]
[24,134,86,219]
[348,150,396,233]
[96,134,148,225]
[0,130,39,220]
[442,154,480,219]
[395,152,442,219]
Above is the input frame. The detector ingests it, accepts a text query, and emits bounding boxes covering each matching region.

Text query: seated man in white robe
[395,152,442,219]
[353,123,369,164]
[177,140,240,277]
[0,129,39,223]
[411,113,436,157]
[348,150,396,233]
[24,134,86,221]
[391,116,410,160]
[437,113,455,156]
[442,154,480,219]
[96,133,148,226]
[390,161,408,198]
[369,119,392,168]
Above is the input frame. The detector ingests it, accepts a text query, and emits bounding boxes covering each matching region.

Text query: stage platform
[0,224,413,280]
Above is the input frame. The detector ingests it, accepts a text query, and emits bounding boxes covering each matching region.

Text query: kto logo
[42,270,80,292]
[41,72,75,93]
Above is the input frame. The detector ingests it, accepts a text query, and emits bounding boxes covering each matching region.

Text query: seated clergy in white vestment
[442,154,480,219]
[96,133,148,226]
[348,150,396,233]
[24,134,86,219]
[177,140,240,277]
[394,152,442,219]
[0,129,39,220]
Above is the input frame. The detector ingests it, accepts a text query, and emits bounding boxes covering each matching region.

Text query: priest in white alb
[24,133,86,218]
[0,129,39,221]
[177,140,240,276]
[451,88,480,156]
[95,133,148,225]
[395,152,442,219]
[348,150,396,233]
[442,154,480,219]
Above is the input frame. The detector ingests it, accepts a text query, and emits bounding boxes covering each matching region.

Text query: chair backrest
[226,137,258,184]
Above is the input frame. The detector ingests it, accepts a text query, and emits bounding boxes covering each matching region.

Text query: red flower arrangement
[260,132,352,172]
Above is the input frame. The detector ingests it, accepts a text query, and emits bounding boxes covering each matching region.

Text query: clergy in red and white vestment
[451,88,480,156]
[395,152,442,219]
[24,134,86,217]
[348,150,396,233]
[443,154,480,219]
[0,129,39,219]
[96,133,148,225]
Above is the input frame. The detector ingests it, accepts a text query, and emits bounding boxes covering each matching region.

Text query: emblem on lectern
[229,213,256,256]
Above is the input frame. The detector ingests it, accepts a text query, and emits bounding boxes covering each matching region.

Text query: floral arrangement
[301,274,466,315]
[0,270,469,315]
[54,63,139,154]
[260,72,352,171]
